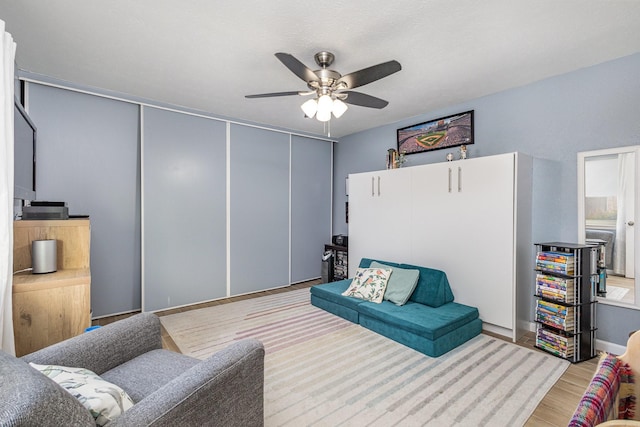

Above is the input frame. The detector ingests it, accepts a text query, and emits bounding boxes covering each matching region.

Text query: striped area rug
[160,288,569,426]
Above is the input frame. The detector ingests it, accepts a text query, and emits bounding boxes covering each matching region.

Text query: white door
[623,152,636,278]
[411,154,516,330]
[410,161,459,273]
[453,154,515,330]
[348,168,412,277]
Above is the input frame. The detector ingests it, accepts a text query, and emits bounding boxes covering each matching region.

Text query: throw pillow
[342,267,392,303]
[371,261,420,306]
[29,363,134,426]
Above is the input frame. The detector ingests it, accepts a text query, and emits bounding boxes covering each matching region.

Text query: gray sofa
[0,312,265,426]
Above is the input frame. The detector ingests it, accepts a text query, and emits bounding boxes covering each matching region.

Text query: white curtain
[0,20,16,355]
[613,153,630,276]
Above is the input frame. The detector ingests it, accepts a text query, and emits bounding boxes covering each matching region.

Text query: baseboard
[482,323,515,341]
[596,339,626,355]
[91,309,141,321]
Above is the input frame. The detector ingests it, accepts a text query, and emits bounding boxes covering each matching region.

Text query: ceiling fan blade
[342,91,389,109]
[245,91,302,99]
[337,60,401,90]
[275,52,318,83]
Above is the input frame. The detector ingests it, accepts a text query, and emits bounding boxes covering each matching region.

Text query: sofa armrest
[109,338,265,427]
[569,353,625,426]
[21,313,162,375]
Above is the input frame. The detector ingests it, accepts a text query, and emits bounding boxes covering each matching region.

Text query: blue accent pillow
[371,261,420,306]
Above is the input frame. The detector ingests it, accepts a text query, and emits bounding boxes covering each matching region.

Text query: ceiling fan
[245,52,401,122]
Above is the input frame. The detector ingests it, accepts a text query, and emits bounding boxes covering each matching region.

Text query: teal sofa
[310,258,482,357]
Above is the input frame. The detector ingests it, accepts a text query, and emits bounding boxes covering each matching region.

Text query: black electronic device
[332,235,348,247]
[22,203,69,220]
[31,201,66,207]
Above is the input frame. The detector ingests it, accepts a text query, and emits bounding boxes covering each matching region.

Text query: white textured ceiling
[1,1,640,138]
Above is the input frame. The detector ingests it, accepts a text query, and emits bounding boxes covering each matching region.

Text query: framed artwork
[397,110,474,155]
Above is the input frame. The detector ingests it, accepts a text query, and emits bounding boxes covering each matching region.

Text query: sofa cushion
[310,279,363,312]
[356,300,479,341]
[359,316,483,357]
[371,261,420,306]
[311,294,360,323]
[342,267,392,303]
[101,349,200,402]
[0,351,95,426]
[401,263,455,307]
[29,362,134,426]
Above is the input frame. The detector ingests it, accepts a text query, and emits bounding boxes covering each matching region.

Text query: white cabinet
[411,154,519,334]
[348,152,532,341]
[348,168,412,275]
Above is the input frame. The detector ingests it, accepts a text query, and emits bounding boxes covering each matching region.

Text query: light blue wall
[28,85,141,317]
[334,52,640,346]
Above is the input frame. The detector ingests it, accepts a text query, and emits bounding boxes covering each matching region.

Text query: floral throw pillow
[29,363,134,426]
[342,267,392,303]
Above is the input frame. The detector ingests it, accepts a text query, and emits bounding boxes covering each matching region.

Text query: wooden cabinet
[348,152,532,341]
[13,219,91,356]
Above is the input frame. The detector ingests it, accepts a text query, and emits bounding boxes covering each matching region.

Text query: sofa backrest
[358,258,454,307]
[401,263,454,307]
[359,258,402,270]
[0,350,95,426]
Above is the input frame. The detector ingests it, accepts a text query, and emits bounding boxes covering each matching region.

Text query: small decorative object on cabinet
[387,148,397,169]
[324,244,348,281]
[459,144,467,159]
[12,219,91,356]
[534,242,598,363]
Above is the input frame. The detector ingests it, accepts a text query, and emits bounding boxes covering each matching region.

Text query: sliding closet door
[230,124,289,294]
[291,136,332,283]
[143,107,227,311]
[28,84,140,317]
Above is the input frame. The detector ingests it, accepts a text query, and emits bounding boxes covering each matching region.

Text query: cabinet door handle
[458,167,462,192]
[448,168,452,193]
[629,221,635,226]
[377,176,381,196]
[371,177,375,197]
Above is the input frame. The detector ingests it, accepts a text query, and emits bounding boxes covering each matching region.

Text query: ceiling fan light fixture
[301,98,317,118]
[316,95,333,122]
[247,52,401,126]
[332,99,348,118]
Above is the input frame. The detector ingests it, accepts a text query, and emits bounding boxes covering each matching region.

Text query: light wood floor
[93,280,599,427]
[605,275,635,304]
